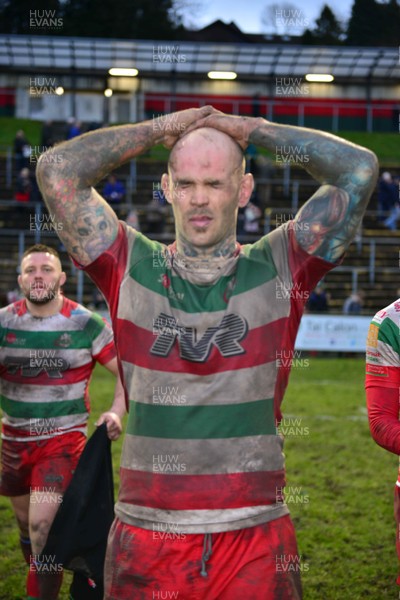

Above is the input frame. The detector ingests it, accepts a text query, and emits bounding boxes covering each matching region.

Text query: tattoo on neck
[177,235,237,260]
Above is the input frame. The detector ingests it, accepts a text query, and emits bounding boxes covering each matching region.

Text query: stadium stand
[0,34,399,313]
[0,145,398,314]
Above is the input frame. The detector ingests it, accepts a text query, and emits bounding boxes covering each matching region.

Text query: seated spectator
[343,291,364,315]
[66,118,83,139]
[307,285,330,313]
[86,121,103,132]
[14,130,31,172]
[6,288,21,304]
[14,168,32,202]
[378,172,399,229]
[41,120,55,148]
[125,207,140,231]
[14,168,40,203]
[243,200,262,234]
[102,175,126,205]
[91,287,107,311]
[146,196,167,234]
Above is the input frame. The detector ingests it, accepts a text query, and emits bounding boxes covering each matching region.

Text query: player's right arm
[36,106,217,266]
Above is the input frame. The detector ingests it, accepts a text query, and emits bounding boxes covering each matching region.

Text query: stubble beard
[24,281,60,305]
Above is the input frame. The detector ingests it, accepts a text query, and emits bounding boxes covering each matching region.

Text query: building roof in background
[0,34,399,82]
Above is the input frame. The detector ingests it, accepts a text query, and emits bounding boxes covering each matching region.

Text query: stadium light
[305,74,334,83]
[108,68,139,77]
[207,71,237,80]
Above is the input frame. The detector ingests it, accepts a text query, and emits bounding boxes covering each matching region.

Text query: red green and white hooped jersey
[366,301,400,388]
[366,300,400,482]
[82,220,335,534]
[0,296,116,442]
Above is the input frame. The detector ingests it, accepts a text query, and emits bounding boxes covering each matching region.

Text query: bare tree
[169,0,205,28]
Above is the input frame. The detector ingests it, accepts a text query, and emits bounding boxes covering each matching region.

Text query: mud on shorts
[104,514,303,600]
[0,431,86,496]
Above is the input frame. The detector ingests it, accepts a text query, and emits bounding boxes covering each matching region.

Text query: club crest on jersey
[55,333,72,348]
[150,312,248,362]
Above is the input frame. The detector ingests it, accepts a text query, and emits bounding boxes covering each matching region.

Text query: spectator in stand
[14,168,32,203]
[66,118,83,140]
[90,287,108,311]
[41,120,55,149]
[103,175,126,206]
[146,194,167,234]
[125,207,140,231]
[86,122,103,132]
[378,172,398,229]
[6,288,21,304]
[14,168,40,203]
[14,130,31,172]
[243,200,262,235]
[307,284,330,312]
[343,290,364,315]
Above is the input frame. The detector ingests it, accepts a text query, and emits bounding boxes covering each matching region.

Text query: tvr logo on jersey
[150,312,248,362]
[4,352,69,378]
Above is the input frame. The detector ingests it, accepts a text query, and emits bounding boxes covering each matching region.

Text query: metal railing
[145,95,400,133]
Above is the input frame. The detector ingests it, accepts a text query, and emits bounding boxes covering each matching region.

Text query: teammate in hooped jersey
[0,244,125,600]
[366,300,400,585]
[37,107,377,599]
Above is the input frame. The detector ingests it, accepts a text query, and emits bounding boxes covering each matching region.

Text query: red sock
[32,556,63,600]
[27,566,41,599]
[19,536,40,598]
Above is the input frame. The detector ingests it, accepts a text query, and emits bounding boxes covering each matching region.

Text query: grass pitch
[0,358,397,599]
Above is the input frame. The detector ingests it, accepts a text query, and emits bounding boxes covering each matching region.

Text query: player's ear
[17,274,22,288]
[238,173,254,208]
[60,271,67,286]
[161,173,172,205]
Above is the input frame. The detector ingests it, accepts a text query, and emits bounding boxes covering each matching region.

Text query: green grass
[337,132,400,167]
[0,358,398,598]
[0,116,399,165]
[284,358,397,599]
[139,131,400,166]
[0,118,43,151]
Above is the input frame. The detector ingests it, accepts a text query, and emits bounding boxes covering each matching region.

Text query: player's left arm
[96,357,126,441]
[284,134,378,262]
[365,315,400,454]
[251,121,379,261]
[184,113,379,262]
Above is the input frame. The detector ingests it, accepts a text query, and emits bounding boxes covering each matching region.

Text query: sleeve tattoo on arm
[37,168,119,265]
[250,122,378,261]
[293,140,378,262]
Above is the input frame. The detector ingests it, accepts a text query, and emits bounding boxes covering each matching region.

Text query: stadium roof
[0,35,399,82]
